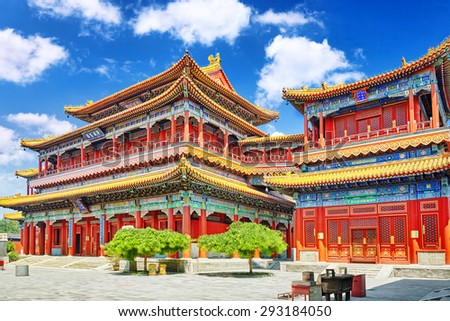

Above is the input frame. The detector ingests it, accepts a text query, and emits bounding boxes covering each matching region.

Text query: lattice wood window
[393,217,406,244]
[420,201,438,212]
[304,220,315,248]
[328,220,338,244]
[379,203,407,214]
[351,205,377,215]
[303,209,315,217]
[350,218,377,228]
[334,115,356,137]
[395,103,407,126]
[379,217,390,244]
[422,214,439,248]
[326,207,349,216]
[341,220,349,243]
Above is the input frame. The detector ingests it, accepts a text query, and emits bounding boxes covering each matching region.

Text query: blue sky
[0,0,450,214]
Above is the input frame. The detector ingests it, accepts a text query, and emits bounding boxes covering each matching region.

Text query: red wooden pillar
[293,208,302,261]
[44,157,49,175]
[23,222,29,255]
[223,130,229,157]
[287,147,293,162]
[198,117,204,147]
[303,114,309,151]
[117,214,123,229]
[319,112,325,148]
[38,159,42,176]
[408,89,416,133]
[61,220,67,255]
[135,210,143,228]
[69,218,76,256]
[152,211,158,230]
[262,149,267,164]
[286,222,292,259]
[113,136,118,157]
[199,209,207,258]
[431,83,439,128]
[85,218,91,256]
[29,222,36,255]
[146,123,151,148]
[183,110,190,142]
[167,208,174,231]
[317,207,326,261]
[171,115,176,143]
[57,154,61,173]
[408,200,420,264]
[80,145,85,167]
[45,220,52,255]
[182,204,191,258]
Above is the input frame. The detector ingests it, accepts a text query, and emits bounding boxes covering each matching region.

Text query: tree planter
[148,263,157,276]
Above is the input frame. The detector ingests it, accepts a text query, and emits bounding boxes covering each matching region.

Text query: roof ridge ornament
[208,53,221,67]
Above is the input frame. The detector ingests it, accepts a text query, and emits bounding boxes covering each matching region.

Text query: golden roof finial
[208,53,221,66]
[321,81,327,90]
[401,57,407,67]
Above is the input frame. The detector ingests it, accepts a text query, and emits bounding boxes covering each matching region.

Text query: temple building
[0,52,295,258]
[268,37,450,265]
[2,38,450,265]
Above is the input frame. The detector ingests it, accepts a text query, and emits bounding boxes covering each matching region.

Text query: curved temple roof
[21,74,267,150]
[0,157,294,210]
[65,52,277,124]
[266,153,450,188]
[283,36,450,106]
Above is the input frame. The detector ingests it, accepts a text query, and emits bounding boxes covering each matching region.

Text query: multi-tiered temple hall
[3,38,450,265]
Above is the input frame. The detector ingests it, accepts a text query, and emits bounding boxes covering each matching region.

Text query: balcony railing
[307,123,432,150]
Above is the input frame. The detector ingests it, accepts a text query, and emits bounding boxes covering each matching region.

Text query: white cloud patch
[132,0,251,45]
[6,113,77,136]
[256,35,365,109]
[354,48,366,60]
[254,9,321,27]
[0,126,35,166]
[0,28,68,84]
[264,124,285,137]
[28,0,122,25]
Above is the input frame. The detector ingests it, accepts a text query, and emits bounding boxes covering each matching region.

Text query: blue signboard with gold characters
[354,89,368,104]
[82,128,105,141]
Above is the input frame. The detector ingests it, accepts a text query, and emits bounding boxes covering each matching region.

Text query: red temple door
[351,228,377,262]
[379,216,408,263]
[304,219,316,248]
[327,219,350,261]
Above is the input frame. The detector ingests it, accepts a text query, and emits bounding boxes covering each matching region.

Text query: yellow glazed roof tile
[265,153,450,188]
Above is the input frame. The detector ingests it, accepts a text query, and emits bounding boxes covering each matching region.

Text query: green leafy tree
[104,227,190,271]
[138,228,190,271]
[198,222,287,273]
[7,241,15,253]
[0,220,20,234]
[104,227,141,262]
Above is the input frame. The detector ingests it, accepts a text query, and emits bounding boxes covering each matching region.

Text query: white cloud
[6,113,77,136]
[254,9,321,27]
[265,124,285,137]
[256,35,365,109]
[354,48,366,60]
[28,0,121,25]
[132,0,251,45]
[0,28,68,84]
[0,126,35,166]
